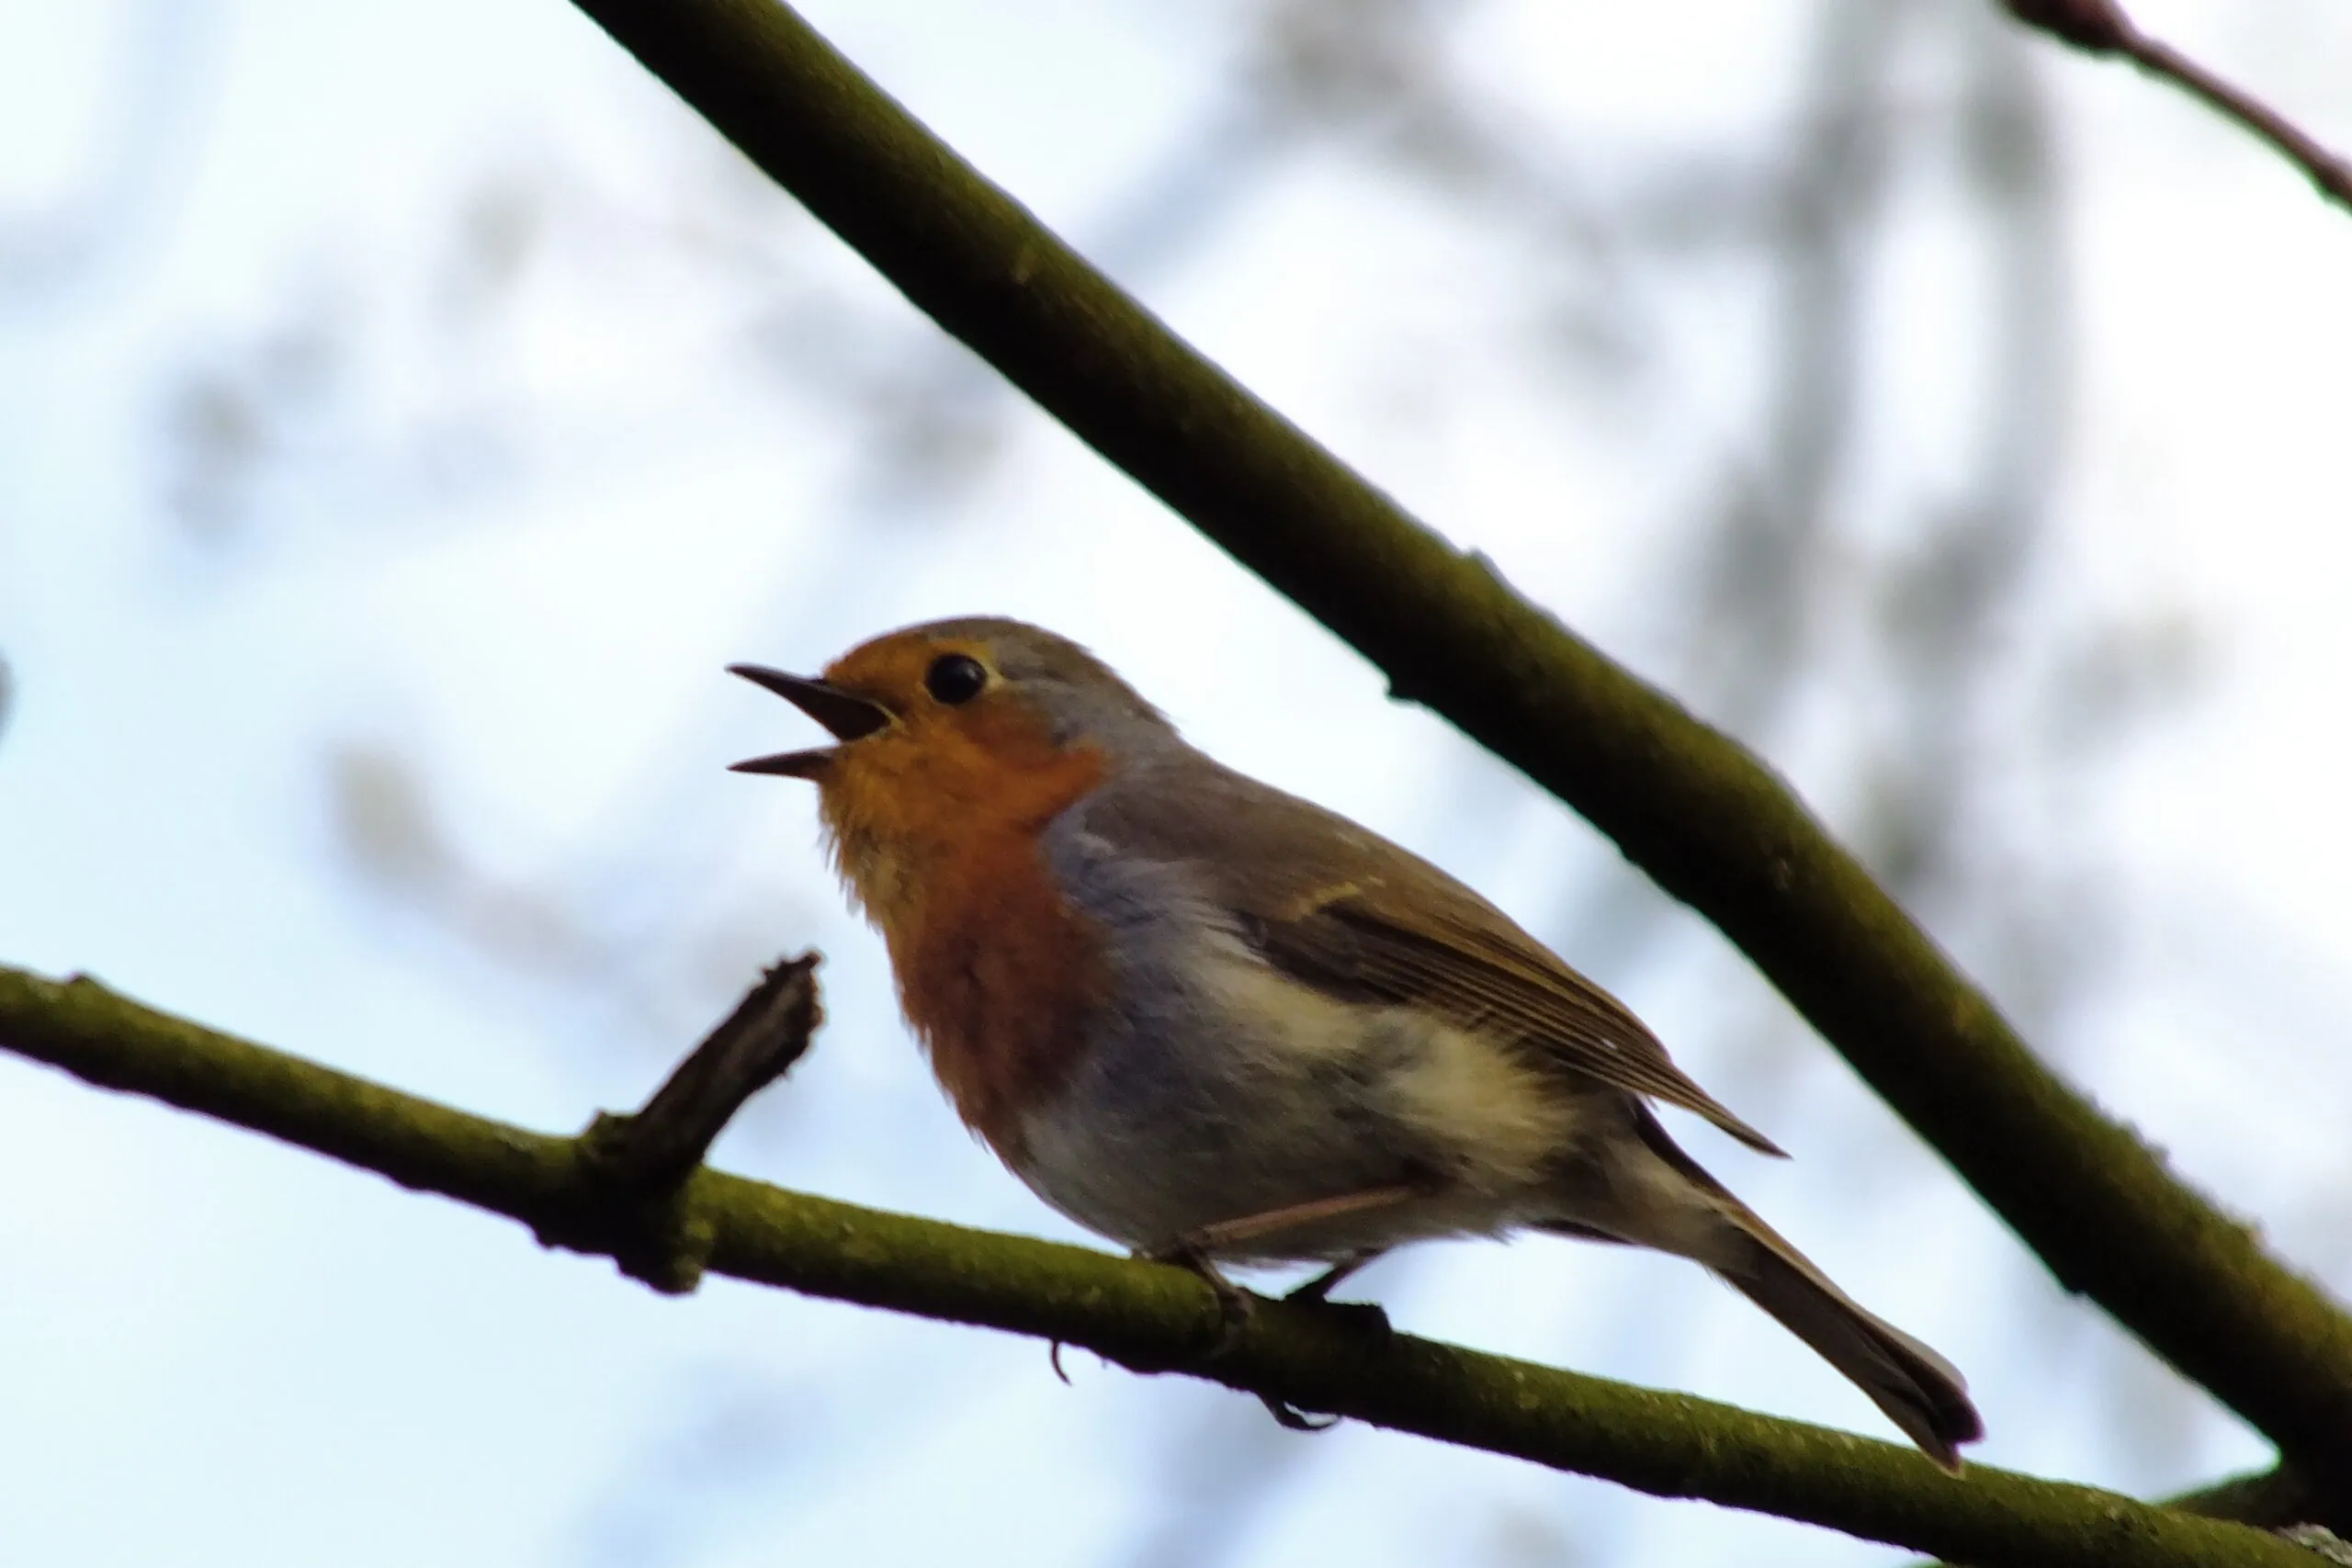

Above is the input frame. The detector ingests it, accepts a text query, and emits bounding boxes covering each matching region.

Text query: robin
[729,615,1982,1469]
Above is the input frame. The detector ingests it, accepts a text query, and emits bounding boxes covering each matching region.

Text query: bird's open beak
[726,664,892,778]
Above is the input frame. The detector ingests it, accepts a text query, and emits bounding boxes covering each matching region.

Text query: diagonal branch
[2169,1464,2351,1533]
[557,0,2352,1472]
[0,961,2324,1568]
[2007,0,2352,215]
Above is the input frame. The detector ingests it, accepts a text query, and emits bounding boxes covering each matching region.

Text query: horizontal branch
[0,962,2319,1568]
[558,0,2352,1472]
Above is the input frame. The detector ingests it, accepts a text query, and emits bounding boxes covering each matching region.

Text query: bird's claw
[1262,1269,1381,1429]
[1260,1393,1339,1431]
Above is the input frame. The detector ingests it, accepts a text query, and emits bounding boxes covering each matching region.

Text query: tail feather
[1576,1106,1984,1470]
[1714,1225,1983,1471]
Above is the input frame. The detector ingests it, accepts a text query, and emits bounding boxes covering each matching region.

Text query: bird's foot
[1140,1242,1363,1433]
[1260,1395,1339,1432]
[1282,1251,1392,1338]
[1141,1242,1258,1358]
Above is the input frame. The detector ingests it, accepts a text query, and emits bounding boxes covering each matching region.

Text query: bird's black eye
[924,653,989,706]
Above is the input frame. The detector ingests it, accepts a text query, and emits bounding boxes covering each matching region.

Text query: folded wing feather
[1069,758,1786,1156]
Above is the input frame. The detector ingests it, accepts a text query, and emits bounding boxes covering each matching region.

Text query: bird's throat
[818,749,1113,1161]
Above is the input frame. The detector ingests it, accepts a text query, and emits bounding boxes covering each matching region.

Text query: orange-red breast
[729,615,1982,1468]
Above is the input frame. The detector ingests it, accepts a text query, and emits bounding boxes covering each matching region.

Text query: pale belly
[1008,950,1591,1262]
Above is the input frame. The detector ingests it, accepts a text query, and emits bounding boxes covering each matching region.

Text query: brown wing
[1072,758,1786,1156]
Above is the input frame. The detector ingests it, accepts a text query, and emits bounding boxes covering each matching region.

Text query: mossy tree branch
[0,962,2324,1567]
[555,0,2352,1473]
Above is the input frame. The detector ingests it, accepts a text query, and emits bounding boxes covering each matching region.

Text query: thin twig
[2007,0,2352,212]
[0,962,2320,1568]
[581,952,822,1197]
[560,953,824,1293]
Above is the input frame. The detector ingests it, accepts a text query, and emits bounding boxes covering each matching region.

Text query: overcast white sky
[3,3,2350,1564]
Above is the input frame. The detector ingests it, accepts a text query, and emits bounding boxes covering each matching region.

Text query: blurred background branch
[2006,0,2352,211]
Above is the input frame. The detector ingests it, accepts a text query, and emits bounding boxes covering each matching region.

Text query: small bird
[729,616,1982,1469]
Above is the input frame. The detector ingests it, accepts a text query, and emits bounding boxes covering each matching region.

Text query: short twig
[583,952,824,1199]
[563,953,823,1292]
[2008,0,2352,213]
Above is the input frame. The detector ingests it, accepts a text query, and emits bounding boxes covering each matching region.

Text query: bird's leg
[1092,1211,1400,1393]
[1132,1249,1332,1433]
[1281,1247,1394,1357]
[1148,1187,1421,1430]
[1138,1241,1261,1361]
[1179,1183,1422,1256]
[1177,1188,1419,1344]
[1285,1249,1385,1304]
[1143,1189,1411,1354]
[1145,1183,1418,1329]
